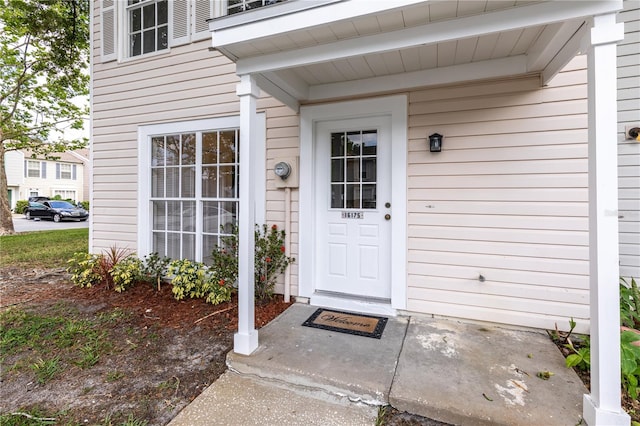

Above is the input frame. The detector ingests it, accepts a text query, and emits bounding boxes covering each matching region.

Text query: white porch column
[234,74,259,355]
[583,12,629,426]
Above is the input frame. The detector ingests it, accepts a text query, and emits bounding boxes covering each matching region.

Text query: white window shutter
[101,0,117,62]
[41,162,46,179]
[171,0,191,47]
[56,163,61,179]
[192,1,215,41]
[72,165,77,180]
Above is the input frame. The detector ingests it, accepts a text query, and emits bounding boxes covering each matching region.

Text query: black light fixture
[429,133,443,152]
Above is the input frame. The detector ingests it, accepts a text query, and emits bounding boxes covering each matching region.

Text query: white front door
[314,116,392,300]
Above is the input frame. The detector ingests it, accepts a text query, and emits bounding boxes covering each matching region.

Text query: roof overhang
[210,0,623,111]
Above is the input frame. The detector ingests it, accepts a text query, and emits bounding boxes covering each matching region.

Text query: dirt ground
[0,266,292,425]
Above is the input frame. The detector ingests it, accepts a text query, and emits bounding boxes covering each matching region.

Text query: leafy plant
[167,259,233,305]
[565,336,591,371]
[621,277,640,329]
[621,330,640,400]
[212,224,295,303]
[140,252,171,291]
[67,252,102,288]
[14,200,28,214]
[111,256,143,293]
[98,246,133,290]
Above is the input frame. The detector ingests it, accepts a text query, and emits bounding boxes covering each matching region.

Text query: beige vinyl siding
[618,0,640,280]
[406,56,589,332]
[91,1,299,260]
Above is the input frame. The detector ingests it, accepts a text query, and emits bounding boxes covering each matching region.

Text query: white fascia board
[306,55,529,101]
[235,0,622,76]
[210,0,427,46]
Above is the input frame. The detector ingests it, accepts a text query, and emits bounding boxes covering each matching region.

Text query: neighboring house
[91,1,638,424]
[4,149,89,210]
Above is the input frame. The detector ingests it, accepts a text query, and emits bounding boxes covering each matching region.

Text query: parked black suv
[28,196,50,203]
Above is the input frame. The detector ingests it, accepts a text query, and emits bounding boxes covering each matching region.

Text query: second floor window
[127,0,168,57]
[26,160,41,178]
[58,163,72,180]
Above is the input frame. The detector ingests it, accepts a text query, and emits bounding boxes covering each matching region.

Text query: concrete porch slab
[389,316,588,426]
[227,304,409,405]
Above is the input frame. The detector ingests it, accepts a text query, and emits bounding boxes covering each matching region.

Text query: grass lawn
[0,228,88,268]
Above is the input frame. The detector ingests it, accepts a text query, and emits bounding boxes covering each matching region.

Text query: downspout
[284,186,291,302]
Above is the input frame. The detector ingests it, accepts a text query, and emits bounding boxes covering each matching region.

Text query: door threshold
[310,292,397,317]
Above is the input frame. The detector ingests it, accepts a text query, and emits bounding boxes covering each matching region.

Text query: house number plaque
[342,211,364,219]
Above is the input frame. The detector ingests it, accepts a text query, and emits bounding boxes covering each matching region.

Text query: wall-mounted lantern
[429,133,443,152]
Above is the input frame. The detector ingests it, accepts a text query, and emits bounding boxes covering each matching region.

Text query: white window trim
[137,114,266,259]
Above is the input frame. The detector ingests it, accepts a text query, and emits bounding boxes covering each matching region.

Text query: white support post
[583,12,629,426]
[234,74,260,355]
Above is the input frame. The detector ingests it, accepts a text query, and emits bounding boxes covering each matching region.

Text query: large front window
[127,0,168,57]
[150,129,239,264]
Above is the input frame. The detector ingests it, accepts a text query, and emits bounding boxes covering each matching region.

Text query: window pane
[203,201,219,234]
[219,201,237,234]
[167,233,180,259]
[152,136,164,166]
[362,158,376,182]
[181,133,195,165]
[151,168,164,197]
[346,184,360,209]
[202,166,217,198]
[331,159,344,183]
[219,130,236,163]
[157,0,168,24]
[331,184,344,209]
[346,132,361,156]
[331,133,344,157]
[166,135,180,165]
[131,7,141,31]
[181,167,195,198]
[362,130,377,155]
[167,201,180,231]
[362,184,376,209]
[346,158,360,182]
[143,29,155,54]
[202,132,218,164]
[158,25,168,50]
[131,33,141,56]
[143,4,155,29]
[182,234,195,261]
[182,201,195,232]
[219,166,236,198]
[166,167,180,198]
[202,234,217,266]
[152,201,166,230]
[153,232,166,256]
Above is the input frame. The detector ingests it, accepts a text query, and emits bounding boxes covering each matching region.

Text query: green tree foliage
[0,0,89,234]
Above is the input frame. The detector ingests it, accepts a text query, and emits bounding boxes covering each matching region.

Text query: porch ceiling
[209,0,622,110]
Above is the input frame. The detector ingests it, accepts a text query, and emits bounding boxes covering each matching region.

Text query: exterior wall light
[429,133,443,152]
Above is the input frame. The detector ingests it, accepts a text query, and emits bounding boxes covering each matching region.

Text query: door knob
[384,214,391,220]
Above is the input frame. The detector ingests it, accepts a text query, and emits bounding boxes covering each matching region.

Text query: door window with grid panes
[150,129,239,264]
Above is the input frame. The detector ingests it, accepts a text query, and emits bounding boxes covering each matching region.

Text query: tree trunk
[0,138,17,235]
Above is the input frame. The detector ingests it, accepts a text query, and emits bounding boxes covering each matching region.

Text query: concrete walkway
[169,304,587,425]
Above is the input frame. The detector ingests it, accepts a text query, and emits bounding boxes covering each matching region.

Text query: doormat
[302,308,388,339]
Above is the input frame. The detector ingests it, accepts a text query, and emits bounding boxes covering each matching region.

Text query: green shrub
[111,256,143,293]
[14,199,28,214]
[621,330,640,400]
[79,200,89,211]
[211,224,295,303]
[140,252,170,291]
[167,258,233,305]
[67,252,102,288]
[621,277,640,329]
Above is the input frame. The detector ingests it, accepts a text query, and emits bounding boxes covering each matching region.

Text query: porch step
[226,303,409,406]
